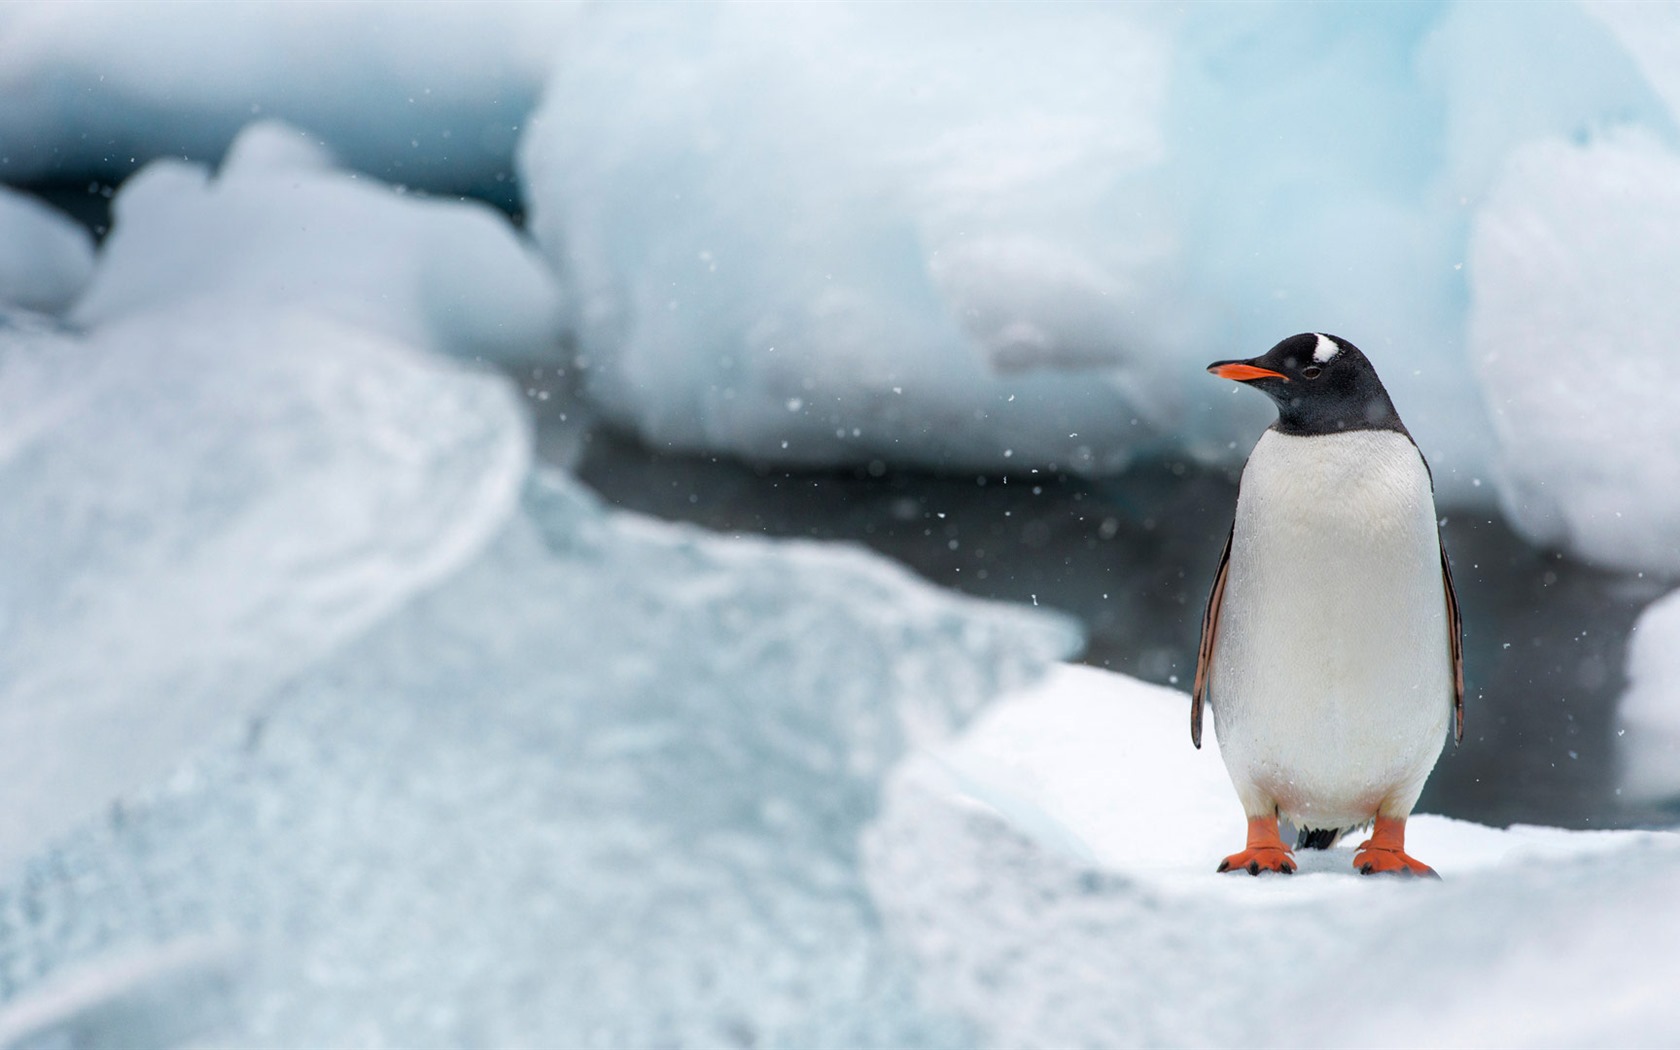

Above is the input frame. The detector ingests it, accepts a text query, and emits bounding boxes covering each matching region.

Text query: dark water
[559,416,1671,832]
[20,175,521,246]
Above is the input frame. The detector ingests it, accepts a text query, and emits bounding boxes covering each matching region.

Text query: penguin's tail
[1296,826,1347,850]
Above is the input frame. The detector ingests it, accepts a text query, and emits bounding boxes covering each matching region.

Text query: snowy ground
[870,666,1680,1048]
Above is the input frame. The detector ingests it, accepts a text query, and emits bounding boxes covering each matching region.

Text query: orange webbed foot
[1217,814,1295,875]
[1353,816,1441,879]
[1353,844,1439,878]
[1218,846,1295,876]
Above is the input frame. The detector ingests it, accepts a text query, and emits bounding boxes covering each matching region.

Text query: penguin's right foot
[1217,814,1296,875]
[1217,846,1296,875]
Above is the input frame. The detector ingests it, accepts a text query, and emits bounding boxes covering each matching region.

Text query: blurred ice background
[3,1,1680,1045]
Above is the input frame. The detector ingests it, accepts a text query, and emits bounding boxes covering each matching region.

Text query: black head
[1206,332,1408,438]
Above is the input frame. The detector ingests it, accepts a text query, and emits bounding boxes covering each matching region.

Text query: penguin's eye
[1302,365,1323,380]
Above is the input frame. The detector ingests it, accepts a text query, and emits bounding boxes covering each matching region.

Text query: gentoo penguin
[1192,332,1463,877]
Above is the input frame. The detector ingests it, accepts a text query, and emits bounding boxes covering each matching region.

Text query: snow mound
[0,186,93,314]
[519,2,1671,495]
[1618,589,1680,807]
[1470,130,1680,576]
[0,2,579,196]
[0,305,527,871]
[865,664,1680,1047]
[73,121,564,365]
[0,471,1078,1047]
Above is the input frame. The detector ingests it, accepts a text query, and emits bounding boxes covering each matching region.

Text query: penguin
[1191,332,1463,877]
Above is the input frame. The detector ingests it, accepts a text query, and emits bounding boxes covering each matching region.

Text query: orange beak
[1208,362,1288,382]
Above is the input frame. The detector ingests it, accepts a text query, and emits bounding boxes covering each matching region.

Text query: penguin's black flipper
[1440,532,1464,745]
[1191,524,1233,749]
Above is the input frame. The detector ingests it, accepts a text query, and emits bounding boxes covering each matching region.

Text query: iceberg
[1586,1,1680,127]
[518,1,1672,498]
[522,3,1182,478]
[0,306,527,871]
[73,121,565,366]
[866,664,1680,1047]
[1469,130,1680,577]
[0,472,1076,1047]
[0,123,561,867]
[0,186,92,314]
[0,2,579,198]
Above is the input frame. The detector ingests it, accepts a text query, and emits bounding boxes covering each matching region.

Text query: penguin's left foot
[1354,847,1438,878]
[1352,816,1440,879]
[1217,814,1295,875]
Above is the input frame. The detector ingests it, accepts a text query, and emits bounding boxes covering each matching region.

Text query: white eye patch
[1312,333,1340,364]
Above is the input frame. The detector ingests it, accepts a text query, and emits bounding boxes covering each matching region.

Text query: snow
[1469,130,1680,576]
[1618,589,1680,807]
[0,185,92,314]
[0,2,579,196]
[866,664,1680,1047]
[73,121,565,365]
[0,471,1077,1047]
[517,2,1672,498]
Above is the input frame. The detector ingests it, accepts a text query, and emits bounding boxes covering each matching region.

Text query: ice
[0,2,579,196]
[0,125,549,867]
[1468,130,1680,575]
[1617,589,1680,807]
[518,3,1671,496]
[0,305,527,871]
[0,186,92,314]
[865,664,1680,1047]
[0,471,1077,1046]
[73,121,565,365]
[521,3,1180,478]
[8,3,1678,503]
[1587,1,1680,127]
[1426,1,1678,204]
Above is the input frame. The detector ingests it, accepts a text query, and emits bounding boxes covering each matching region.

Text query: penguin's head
[1206,332,1405,437]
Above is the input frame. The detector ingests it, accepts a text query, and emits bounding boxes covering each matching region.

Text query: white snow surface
[0,185,92,314]
[0,471,1077,1047]
[72,121,564,365]
[866,664,1680,1047]
[1470,130,1680,576]
[0,2,579,194]
[519,1,1676,497]
[1618,589,1680,806]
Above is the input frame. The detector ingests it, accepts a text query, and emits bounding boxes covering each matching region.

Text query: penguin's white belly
[1211,429,1452,829]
